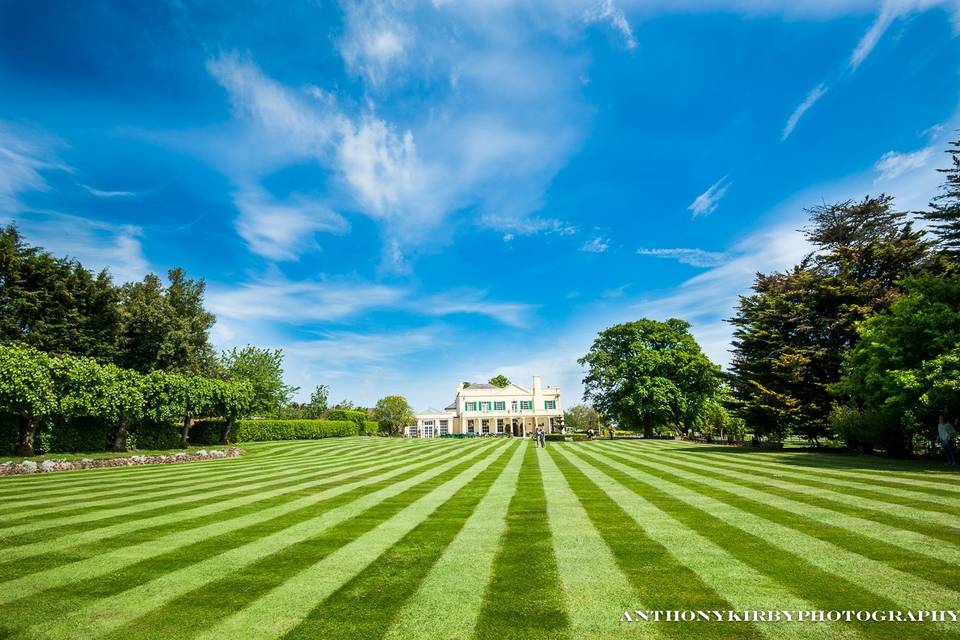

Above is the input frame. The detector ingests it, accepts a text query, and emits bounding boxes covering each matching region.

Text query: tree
[924,137,960,255]
[219,346,298,415]
[0,344,57,456]
[307,384,329,418]
[564,404,600,432]
[835,273,960,455]
[117,269,217,375]
[579,319,720,438]
[0,224,120,361]
[332,399,356,410]
[488,374,511,388]
[98,365,145,452]
[729,195,930,443]
[211,379,255,443]
[374,395,415,436]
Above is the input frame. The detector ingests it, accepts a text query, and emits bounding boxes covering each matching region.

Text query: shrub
[363,421,379,434]
[230,419,359,442]
[325,409,368,429]
[129,420,183,450]
[183,419,225,446]
[544,433,587,442]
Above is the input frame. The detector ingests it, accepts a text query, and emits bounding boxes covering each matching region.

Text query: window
[496,418,504,434]
[511,400,518,411]
[494,401,506,411]
[465,401,478,411]
[520,400,533,410]
[481,419,490,434]
[544,400,557,410]
[439,420,449,436]
[467,419,476,434]
[423,422,434,437]
[407,425,418,437]
[480,401,492,411]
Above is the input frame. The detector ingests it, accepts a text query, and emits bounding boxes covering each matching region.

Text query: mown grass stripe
[184,441,513,640]
[472,443,571,640]
[383,443,526,640]
[538,447,655,640]
[11,441,506,640]
[0,441,448,537]
[0,439,367,496]
[552,446,855,640]
[624,439,960,487]
[0,439,482,572]
[627,444,960,513]
[599,442,960,564]
[0,441,429,523]
[0,441,466,590]
[578,445,960,635]
[663,447,960,502]
[280,442,520,640]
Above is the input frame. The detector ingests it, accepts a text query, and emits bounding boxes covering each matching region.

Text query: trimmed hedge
[230,419,359,442]
[545,433,587,442]
[363,421,379,434]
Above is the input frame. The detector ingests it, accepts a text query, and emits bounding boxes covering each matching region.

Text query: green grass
[1,438,958,639]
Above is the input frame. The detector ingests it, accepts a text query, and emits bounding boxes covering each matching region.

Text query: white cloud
[847,0,957,70]
[81,185,140,198]
[6,211,151,284]
[207,276,407,324]
[338,0,413,86]
[233,185,348,261]
[419,289,537,329]
[688,176,731,217]
[782,83,827,141]
[585,0,638,49]
[0,122,67,212]
[873,145,935,182]
[636,247,729,267]
[581,236,610,253]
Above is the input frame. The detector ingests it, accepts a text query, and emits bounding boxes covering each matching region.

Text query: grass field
[0,437,958,640]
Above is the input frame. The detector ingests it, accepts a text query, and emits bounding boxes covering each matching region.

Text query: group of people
[534,426,547,448]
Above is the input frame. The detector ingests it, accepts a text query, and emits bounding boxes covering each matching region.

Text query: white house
[407,376,562,438]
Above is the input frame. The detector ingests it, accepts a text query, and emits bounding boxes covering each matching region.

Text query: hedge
[229,419,359,442]
[363,421,379,434]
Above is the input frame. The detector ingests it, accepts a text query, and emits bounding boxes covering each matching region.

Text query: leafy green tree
[211,379,255,443]
[374,395,415,436]
[117,269,217,375]
[307,384,329,418]
[178,375,216,448]
[579,319,720,438]
[98,365,145,452]
[0,224,120,361]
[0,344,57,455]
[488,374,511,388]
[564,404,600,432]
[729,195,930,443]
[219,346,298,415]
[835,273,960,455]
[332,399,356,410]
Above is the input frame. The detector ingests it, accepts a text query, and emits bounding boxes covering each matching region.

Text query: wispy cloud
[0,122,68,212]
[5,211,150,284]
[873,145,935,182]
[420,289,537,329]
[81,185,140,198]
[581,236,610,253]
[207,276,407,324]
[688,176,731,218]
[585,0,638,50]
[636,247,729,267]
[782,83,827,141]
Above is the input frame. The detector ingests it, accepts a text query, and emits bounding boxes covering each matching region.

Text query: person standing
[939,415,957,465]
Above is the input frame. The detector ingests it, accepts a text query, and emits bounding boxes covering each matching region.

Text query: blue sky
[1,0,959,409]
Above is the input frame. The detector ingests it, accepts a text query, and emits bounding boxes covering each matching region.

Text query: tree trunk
[180,416,191,448]
[220,417,234,444]
[110,418,129,452]
[14,416,40,457]
[643,416,653,439]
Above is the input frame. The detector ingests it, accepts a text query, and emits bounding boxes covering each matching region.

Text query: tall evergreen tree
[924,137,960,255]
[729,196,930,443]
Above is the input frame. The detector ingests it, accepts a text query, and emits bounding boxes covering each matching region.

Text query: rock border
[0,448,243,476]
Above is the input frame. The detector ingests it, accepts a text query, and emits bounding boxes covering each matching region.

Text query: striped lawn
[1,438,958,639]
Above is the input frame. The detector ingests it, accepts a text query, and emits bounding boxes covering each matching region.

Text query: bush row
[0,343,255,456]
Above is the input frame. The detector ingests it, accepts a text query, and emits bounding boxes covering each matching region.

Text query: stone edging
[0,447,243,476]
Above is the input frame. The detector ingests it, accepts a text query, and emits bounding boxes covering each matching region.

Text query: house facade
[407,376,562,438]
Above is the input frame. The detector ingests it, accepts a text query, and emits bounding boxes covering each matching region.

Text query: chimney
[457,381,465,392]
[532,376,542,391]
